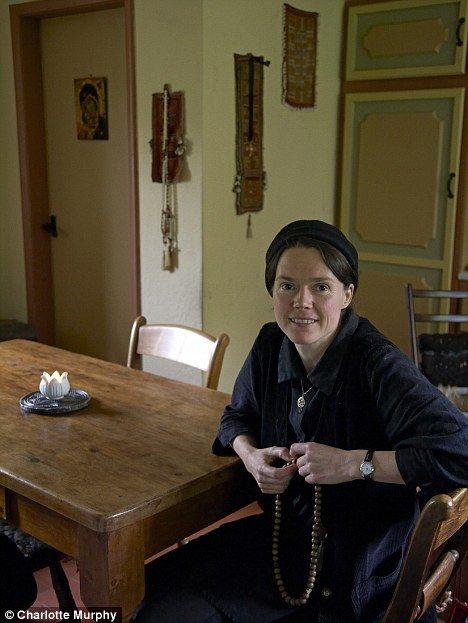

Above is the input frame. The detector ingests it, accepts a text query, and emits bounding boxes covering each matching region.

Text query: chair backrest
[382,488,468,623]
[406,284,468,368]
[126,316,230,390]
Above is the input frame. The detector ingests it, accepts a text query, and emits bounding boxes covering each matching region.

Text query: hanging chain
[161,87,175,270]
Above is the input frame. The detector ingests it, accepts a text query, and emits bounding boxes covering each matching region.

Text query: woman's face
[272,246,354,355]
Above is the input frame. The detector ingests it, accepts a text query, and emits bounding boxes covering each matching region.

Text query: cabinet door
[339,88,464,352]
[346,0,468,80]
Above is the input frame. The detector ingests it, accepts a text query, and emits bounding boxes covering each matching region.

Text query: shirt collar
[278,309,359,395]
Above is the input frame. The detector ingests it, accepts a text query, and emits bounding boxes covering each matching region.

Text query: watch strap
[364,449,374,463]
[361,449,375,480]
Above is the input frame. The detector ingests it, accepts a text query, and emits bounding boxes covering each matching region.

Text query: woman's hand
[290,442,359,485]
[232,435,298,494]
[290,443,405,485]
[243,446,298,494]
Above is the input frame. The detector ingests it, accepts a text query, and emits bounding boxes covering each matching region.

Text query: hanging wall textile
[151,87,185,183]
[233,53,270,215]
[282,4,318,108]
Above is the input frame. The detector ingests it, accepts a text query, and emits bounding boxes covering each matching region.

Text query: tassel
[246,214,253,238]
[163,248,172,270]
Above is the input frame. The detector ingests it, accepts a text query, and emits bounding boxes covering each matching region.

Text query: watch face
[361,462,374,476]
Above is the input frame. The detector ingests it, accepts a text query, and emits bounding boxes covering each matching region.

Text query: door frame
[9,0,140,344]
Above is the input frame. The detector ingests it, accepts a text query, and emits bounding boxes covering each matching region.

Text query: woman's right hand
[231,435,297,494]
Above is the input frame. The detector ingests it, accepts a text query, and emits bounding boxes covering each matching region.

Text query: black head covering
[265,219,359,290]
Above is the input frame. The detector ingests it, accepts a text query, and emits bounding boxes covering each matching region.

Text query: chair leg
[49,560,77,611]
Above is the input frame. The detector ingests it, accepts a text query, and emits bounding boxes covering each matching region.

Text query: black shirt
[213,311,468,622]
[280,309,359,443]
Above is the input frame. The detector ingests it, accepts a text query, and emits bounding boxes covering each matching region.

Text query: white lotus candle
[39,371,71,400]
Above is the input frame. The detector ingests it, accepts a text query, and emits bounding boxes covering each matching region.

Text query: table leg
[78,522,145,622]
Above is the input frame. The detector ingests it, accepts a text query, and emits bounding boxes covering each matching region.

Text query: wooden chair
[127,316,230,390]
[382,488,468,623]
[406,284,468,367]
[406,285,468,400]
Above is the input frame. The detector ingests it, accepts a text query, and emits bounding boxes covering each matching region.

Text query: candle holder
[20,370,90,415]
[39,371,70,400]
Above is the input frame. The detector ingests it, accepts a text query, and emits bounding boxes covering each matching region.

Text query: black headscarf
[265,220,359,291]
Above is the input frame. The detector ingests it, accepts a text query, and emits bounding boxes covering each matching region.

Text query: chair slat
[412,290,468,299]
[414,314,468,323]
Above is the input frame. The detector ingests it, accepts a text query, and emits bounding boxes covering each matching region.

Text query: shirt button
[321,587,332,599]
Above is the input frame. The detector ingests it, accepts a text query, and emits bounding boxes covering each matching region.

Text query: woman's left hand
[290,442,359,485]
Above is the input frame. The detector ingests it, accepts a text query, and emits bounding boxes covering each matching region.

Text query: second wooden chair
[126,316,229,390]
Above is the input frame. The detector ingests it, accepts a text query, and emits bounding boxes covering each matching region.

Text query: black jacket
[213,312,468,622]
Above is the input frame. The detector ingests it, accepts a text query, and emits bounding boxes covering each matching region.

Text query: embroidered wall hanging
[233,53,270,233]
[282,4,318,109]
[151,84,186,270]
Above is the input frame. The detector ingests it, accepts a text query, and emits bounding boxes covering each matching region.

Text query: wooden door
[340,88,464,352]
[41,9,133,364]
[9,0,139,350]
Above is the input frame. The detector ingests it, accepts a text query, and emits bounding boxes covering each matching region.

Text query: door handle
[447,173,456,199]
[42,215,58,237]
[456,17,465,46]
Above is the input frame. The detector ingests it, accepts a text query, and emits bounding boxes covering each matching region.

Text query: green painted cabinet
[340,0,468,354]
[346,0,468,80]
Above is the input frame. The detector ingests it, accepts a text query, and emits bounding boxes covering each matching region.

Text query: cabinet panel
[356,262,442,352]
[341,89,464,265]
[340,88,464,350]
[346,0,468,80]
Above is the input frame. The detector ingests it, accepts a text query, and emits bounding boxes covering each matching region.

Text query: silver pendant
[297,395,306,409]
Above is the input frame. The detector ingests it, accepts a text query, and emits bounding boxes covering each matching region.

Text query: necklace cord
[297,378,314,411]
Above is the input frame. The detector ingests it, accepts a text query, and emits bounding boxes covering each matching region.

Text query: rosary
[272,377,325,606]
[273,468,325,606]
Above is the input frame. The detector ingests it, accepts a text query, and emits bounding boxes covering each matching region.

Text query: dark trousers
[0,533,37,610]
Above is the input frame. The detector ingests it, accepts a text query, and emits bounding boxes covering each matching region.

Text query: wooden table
[0,340,256,619]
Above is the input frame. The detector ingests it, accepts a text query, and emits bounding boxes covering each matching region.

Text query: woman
[135,220,468,623]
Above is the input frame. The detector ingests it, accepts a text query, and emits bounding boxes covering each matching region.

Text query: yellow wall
[0,0,345,390]
[203,0,346,392]
[0,0,28,321]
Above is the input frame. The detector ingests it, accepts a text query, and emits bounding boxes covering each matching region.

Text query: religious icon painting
[74,77,109,140]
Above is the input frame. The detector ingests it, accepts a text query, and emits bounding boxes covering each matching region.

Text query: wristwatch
[360,450,375,480]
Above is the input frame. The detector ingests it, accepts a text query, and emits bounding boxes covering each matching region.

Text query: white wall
[203,0,346,392]
[135,0,203,384]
